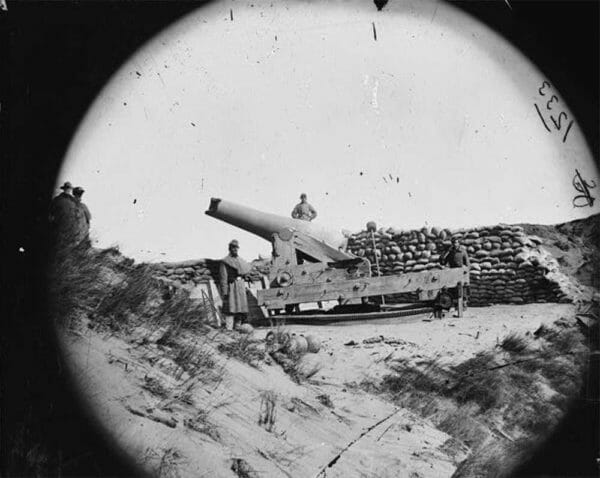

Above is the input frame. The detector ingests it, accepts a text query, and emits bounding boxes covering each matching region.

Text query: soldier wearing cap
[219,239,252,330]
[441,237,470,313]
[291,193,317,222]
[49,181,78,248]
[73,186,92,245]
[441,237,470,268]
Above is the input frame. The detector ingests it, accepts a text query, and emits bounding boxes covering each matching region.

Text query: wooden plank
[258,267,469,308]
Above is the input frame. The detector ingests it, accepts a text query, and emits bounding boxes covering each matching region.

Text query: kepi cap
[229,239,240,248]
[73,186,85,195]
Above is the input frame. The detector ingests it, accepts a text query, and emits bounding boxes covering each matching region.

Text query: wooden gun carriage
[206,198,468,320]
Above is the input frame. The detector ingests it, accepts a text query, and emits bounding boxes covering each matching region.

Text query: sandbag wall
[346,225,571,306]
[149,259,268,290]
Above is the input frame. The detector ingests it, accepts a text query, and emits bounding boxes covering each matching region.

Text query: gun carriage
[206,198,468,321]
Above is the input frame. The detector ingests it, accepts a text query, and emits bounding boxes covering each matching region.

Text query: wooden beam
[258,267,469,309]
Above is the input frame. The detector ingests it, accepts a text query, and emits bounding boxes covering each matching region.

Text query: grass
[449,352,503,411]
[49,244,212,338]
[316,394,334,408]
[231,458,258,478]
[218,334,266,368]
[499,332,530,354]
[142,376,170,399]
[183,410,221,442]
[258,391,277,432]
[366,318,591,478]
[171,341,216,380]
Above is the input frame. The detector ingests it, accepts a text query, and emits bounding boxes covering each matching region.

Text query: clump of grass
[316,394,334,408]
[47,245,108,326]
[95,264,158,323]
[156,448,183,478]
[258,391,277,432]
[380,367,441,395]
[231,458,258,478]
[142,376,170,398]
[545,329,584,354]
[171,342,216,380]
[218,335,265,368]
[499,332,530,354]
[436,406,489,449]
[183,411,221,442]
[449,352,503,411]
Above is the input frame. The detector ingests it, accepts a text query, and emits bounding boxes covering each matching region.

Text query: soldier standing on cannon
[219,239,252,330]
[291,193,317,222]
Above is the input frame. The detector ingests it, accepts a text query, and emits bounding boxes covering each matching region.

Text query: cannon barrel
[205,198,349,250]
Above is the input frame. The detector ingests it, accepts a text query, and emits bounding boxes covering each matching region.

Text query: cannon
[206,198,469,320]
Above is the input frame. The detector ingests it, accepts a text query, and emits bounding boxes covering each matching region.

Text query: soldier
[291,193,317,221]
[441,237,470,268]
[441,237,470,313]
[219,239,252,330]
[73,186,92,246]
[49,181,78,249]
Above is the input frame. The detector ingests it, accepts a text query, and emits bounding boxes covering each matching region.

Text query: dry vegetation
[366,317,591,477]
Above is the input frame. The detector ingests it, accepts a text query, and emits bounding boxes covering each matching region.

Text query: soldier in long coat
[219,239,252,329]
[49,181,78,250]
[73,186,92,246]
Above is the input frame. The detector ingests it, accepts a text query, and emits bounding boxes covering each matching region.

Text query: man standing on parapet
[291,193,317,221]
[73,186,92,246]
[441,237,470,268]
[49,181,77,249]
[219,240,252,330]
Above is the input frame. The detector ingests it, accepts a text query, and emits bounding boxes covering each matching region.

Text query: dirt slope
[520,213,599,289]
[59,301,587,478]
[61,321,464,478]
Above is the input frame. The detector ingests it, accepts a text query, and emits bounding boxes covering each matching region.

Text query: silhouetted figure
[49,181,78,250]
[73,186,92,246]
[291,193,317,221]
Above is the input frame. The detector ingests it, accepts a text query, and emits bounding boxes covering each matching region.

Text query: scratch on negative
[372,22,377,41]
[314,409,400,477]
[431,1,439,23]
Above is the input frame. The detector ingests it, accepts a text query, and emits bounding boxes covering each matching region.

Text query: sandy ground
[58,303,575,478]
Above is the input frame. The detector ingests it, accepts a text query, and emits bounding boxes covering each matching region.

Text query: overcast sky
[60,0,599,262]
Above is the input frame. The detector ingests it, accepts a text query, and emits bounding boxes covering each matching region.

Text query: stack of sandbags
[150,258,265,288]
[150,259,216,288]
[346,224,571,306]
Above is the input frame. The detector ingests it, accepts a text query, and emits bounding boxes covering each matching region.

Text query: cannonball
[305,335,321,353]
[287,334,308,355]
[294,354,324,379]
[237,323,254,334]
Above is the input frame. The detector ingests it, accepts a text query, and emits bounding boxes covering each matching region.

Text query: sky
[59,0,599,263]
